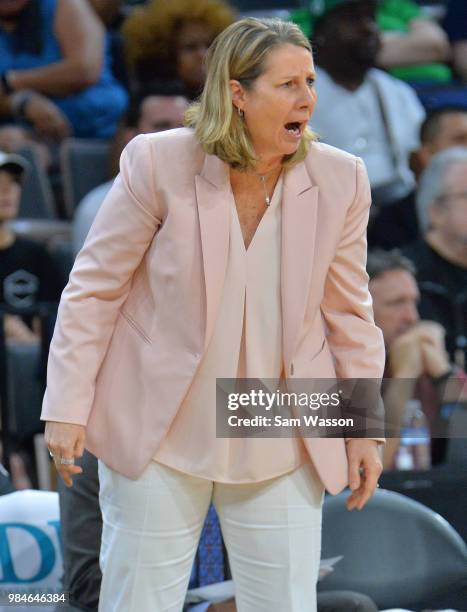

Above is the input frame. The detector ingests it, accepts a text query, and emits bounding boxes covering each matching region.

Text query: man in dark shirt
[368,106,467,249]
[0,151,62,341]
[402,146,467,368]
[367,249,460,469]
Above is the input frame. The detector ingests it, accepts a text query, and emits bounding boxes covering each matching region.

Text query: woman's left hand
[345,439,383,511]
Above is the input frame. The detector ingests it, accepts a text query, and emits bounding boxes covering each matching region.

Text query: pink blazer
[41,128,385,495]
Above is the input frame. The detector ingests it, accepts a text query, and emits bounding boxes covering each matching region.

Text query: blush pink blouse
[153,175,310,482]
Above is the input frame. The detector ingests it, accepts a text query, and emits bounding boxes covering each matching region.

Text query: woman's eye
[282,81,293,88]
[307,78,315,87]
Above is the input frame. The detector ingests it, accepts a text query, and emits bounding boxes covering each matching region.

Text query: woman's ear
[229,79,246,113]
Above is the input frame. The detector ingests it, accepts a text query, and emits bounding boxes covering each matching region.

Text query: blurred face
[429,161,467,246]
[320,1,381,69]
[433,113,467,150]
[137,95,188,134]
[412,113,467,178]
[231,43,317,162]
[175,21,212,91]
[370,270,420,347]
[0,0,29,19]
[0,170,21,222]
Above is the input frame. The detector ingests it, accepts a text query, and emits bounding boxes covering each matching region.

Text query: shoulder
[307,139,358,166]
[124,128,204,173]
[305,140,364,182]
[368,68,422,103]
[302,141,370,216]
[143,127,200,156]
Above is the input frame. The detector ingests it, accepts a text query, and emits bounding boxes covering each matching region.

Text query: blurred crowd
[0,1,466,610]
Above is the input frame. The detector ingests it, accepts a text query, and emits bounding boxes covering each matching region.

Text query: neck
[252,153,284,177]
[0,223,14,248]
[426,231,467,268]
[318,58,367,91]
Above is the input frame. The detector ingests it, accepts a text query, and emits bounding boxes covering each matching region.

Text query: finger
[347,455,361,491]
[346,487,364,511]
[356,468,380,510]
[346,467,380,510]
[50,445,81,482]
[347,478,371,510]
[74,436,85,459]
[57,464,82,487]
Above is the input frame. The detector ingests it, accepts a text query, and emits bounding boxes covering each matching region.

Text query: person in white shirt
[308,0,425,206]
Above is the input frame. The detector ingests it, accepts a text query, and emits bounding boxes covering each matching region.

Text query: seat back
[320,488,467,608]
[17,144,56,219]
[60,139,111,217]
[6,340,42,443]
[445,405,467,467]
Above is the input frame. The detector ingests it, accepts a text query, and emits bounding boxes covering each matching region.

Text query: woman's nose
[298,84,316,111]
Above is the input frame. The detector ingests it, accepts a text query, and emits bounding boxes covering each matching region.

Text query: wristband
[9,90,34,119]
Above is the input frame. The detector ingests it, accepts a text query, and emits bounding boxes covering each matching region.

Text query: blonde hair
[185,17,318,170]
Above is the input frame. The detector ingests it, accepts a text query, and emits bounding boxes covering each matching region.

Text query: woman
[43,18,385,612]
[122,0,236,100]
[0,0,127,144]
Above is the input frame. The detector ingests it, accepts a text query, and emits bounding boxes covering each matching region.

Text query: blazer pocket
[309,337,326,363]
[120,309,152,345]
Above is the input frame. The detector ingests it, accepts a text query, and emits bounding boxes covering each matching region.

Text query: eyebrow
[279,72,316,80]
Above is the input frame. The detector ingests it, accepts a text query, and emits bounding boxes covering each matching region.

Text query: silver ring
[60,457,75,466]
[49,451,54,458]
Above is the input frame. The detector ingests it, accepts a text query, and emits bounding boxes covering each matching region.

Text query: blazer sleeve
[320,156,386,443]
[41,133,162,426]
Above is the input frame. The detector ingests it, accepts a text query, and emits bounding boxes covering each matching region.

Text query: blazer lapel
[195,153,231,351]
[195,153,319,363]
[282,161,319,370]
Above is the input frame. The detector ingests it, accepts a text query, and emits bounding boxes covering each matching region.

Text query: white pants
[98,459,325,612]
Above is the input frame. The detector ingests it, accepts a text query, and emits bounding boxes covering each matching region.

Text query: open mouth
[284,121,303,137]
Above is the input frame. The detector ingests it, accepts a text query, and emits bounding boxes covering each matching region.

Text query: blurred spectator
[308,0,425,206]
[442,0,467,83]
[0,150,62,343]
[368,106,467,249]
[376,0,452,84]
[367,249,462,470]
[0,0,128,149]
[0,149,62,490]
[122,0,236,100]
[403,147,467,369]
[73,90,188,254]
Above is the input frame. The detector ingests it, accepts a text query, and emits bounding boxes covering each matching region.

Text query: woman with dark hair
[122,0,236,99]
[0,0,128,145]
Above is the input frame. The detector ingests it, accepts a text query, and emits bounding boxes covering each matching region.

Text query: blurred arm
[8,0,103,96]
[377,18,451,68]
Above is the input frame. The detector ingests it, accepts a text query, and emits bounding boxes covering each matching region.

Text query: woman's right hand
[44,421,86,487]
